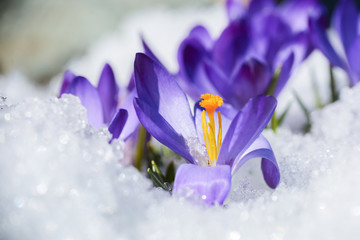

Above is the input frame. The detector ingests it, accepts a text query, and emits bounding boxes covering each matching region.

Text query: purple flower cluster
[311,0,360,86]
[59,0,360,205]
[178,0,325,109]
[59,64,139,141]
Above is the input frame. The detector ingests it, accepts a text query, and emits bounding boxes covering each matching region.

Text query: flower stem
[134,125,147,171]
[329,64,338,103]
[271,111,278,133]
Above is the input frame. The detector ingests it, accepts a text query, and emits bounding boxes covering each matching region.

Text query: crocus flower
[178,0,325,110]
[134,53,280,205]
[60,63,138,141]
[310,0,360,86]
[178,22,293,110]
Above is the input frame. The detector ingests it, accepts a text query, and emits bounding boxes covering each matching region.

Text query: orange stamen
[200,94,223,165]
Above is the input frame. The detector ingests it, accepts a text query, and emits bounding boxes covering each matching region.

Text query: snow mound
[0,95,164,240]
[1,83,360,240]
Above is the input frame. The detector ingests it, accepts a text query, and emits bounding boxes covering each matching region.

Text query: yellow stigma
[199,93,223,114]
[200,94,223,166]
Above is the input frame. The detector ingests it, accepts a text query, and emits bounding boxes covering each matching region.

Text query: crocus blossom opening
[200,93,223,165]
[134,53,280,206]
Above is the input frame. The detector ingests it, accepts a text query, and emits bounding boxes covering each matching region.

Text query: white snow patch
[0,95,164,240]
[186,137,209,167]
[0,71,50,105]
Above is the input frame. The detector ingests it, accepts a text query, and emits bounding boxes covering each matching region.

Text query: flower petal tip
[173,164,231,206]
[261,157,280,189]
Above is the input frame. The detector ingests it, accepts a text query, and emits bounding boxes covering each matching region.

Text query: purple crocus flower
[178,21,293,110]
[310,0,360,86]
[59,63,138,141]
[134,53,280,205]
[178,0,325,110]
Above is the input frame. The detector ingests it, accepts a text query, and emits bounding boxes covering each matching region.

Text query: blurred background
[0,0,217,84]
[0,0,344,84]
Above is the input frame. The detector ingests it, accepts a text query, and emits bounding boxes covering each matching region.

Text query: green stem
[134,125,147,171]
[310,73,324,109]
[293,91,311,133]
[277,102,292,126]
[271,111,278,133]
[266,66,281,96]
[329,64,338,103]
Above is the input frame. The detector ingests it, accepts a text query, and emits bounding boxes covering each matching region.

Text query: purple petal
[59,70,76,96]
[177,27,216,100]
[64,76,104,130]
[309,17,347,69]
[179,63,220,101]
[261,157,280,189]
[193,102,205,145]
[230,58,272,108]
[248,0,275,16]
[134,53,197,140]
[141,36,163,66]
[212,19,249,76]
[274,52,295,97]
[203,60,231,97]
[187,25,213,49]
[251,13,292,66]
[108,109,128,141]
[97,63,119,124]
[226,0,246,21]
[205,58,272,110]
[134,98,196,164]
[274,31,311,71]
[118,89,140,140]
[333,0,358,53]
[127,73,135,92]
[173,164,231,205]
[178,29,209,82]
[232,135,280,189]
[278,0,326,32]
[217,95,277,166]
[347,36,360,85]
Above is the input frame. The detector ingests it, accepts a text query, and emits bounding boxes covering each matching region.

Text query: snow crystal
[186,137,208,167]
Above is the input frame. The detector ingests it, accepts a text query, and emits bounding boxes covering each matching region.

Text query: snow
[1,4,360,240]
